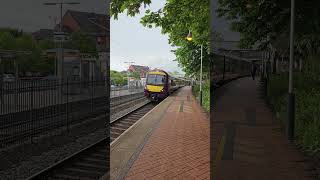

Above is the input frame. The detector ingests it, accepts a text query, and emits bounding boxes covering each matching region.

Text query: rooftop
[61,10,109,35]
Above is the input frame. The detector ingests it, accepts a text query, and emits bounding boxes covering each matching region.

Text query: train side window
[171,80,176,86]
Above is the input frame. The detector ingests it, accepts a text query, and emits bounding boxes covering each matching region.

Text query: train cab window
[147,74,165,85]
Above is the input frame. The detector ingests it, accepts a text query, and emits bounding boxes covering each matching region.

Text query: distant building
[32,10,109,51]
[55,10,109,52]
[32,29,54,41]
[128,65,150,78]
[58,10,109,81]
[33,10,109,81]
[44,49,106,81]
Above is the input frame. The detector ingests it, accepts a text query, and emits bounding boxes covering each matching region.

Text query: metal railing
[0,79,107,148]
[110,86,144,98]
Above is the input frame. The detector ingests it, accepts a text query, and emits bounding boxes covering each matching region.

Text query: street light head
[186,31,192,41]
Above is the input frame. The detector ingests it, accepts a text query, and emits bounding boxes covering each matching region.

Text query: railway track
[25,99,156,180]
[0,93,146,148]
[110,95,146,114]
[26,138,108,180]
[110,102,157,142]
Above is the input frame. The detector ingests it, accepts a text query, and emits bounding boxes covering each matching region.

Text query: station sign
[54,32,70,42]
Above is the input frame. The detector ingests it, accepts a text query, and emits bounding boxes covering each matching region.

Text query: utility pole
[43,1,80,82]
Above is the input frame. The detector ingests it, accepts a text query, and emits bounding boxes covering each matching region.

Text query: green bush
[192,81,210,111]
[267,56,320,154]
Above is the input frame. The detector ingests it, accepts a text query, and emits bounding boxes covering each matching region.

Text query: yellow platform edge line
[212,131,226,180]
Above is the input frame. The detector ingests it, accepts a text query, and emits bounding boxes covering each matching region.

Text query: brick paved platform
[110,86,210,180]
[213,77,315,180]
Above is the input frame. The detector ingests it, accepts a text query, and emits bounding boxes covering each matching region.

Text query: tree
[110,0,210,75]
[0,32,15,49]
[110,70,127,85]
[171,70,180,76]
[129,71,141,80]
[0,29,55,75]
[70,31,97,55]
[216,0,320,57]
[38,39,55,51]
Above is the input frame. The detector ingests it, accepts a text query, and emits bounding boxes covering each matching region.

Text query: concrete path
[212,77,315,180]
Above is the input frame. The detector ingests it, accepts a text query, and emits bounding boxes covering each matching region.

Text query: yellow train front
[144,70,189,101]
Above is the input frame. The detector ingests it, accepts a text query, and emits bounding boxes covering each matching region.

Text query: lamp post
[43,1,80,83]
[187,31,203,105]
[287,0,295,141]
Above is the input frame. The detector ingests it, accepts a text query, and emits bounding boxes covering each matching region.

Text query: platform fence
[0,79,107,148]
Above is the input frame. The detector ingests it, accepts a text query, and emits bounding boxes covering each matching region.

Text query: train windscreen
[146,74,165,85]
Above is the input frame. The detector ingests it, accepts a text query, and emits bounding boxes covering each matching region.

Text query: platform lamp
[287,0,295,141]
[186,30,203,106]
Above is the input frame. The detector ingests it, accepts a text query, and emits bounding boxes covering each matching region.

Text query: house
[128,65,150,78]
[33,10,109,81]
[55,10,109,52]
[58,10,109,81]
[33,10,109,51]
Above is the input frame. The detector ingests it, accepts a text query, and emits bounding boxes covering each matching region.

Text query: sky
[0,0,106,32]
[110,0,184,74]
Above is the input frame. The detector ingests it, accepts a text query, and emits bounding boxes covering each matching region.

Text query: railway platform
[109,86,210,180]
[213,77,315,180]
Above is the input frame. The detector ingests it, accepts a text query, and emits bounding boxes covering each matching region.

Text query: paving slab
[110,93,174,180]
[124,87,210,180]
[212,77,315,180]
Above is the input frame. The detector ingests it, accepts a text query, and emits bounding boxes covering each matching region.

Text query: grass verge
[267,55,320,154]
[192,81,210,112]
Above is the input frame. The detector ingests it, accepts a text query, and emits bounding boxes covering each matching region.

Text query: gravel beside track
[0,94,151,179]
[110,103,157,142]
[26,138,108,180]
[110,99,151,122]
[111,96,148,116]
[0,117,105,180]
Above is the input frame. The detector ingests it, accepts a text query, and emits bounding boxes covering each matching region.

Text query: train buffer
[109,86,210,180]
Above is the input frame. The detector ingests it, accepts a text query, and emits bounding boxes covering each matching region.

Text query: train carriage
[144,69,189,101]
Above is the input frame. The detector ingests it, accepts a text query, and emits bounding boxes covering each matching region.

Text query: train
[144,69,190,101]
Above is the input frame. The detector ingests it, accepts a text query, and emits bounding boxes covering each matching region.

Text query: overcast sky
[110,0,183,74]
[0,0,182,74]
[0,0,107,32]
